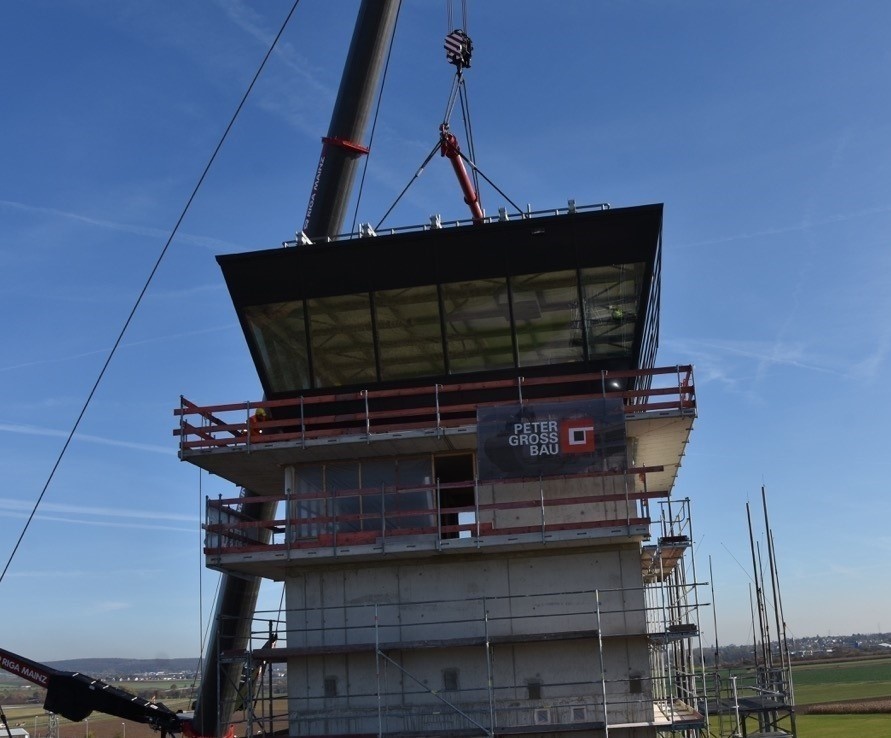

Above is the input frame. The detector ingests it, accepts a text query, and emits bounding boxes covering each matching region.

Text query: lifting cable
[0,0,303,587]
[375,0,523,228]
[457,73,481,200]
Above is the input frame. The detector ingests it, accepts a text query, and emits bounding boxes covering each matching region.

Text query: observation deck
[175,364,695,576]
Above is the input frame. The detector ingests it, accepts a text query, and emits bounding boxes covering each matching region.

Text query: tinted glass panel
[580,264,644,359]
[308,293,377,387]
[375,285,444,380]
[442,278,514,373]
[511,270,584,367]
[244,301,310,393]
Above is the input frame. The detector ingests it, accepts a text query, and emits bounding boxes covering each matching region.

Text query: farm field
[733,656,891,737]
[4,658,890,737]
[793,656,891,705]
[794,713,891,736]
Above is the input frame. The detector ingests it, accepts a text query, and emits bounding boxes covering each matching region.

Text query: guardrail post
[435,478,442,550]
[284,470,292,553]
[623,469,631,528]
[300,396,305,448]
[539,476,546,542]
[517,376,524,405]
[474,476,481,542]
[331,484,337,556]
[178,395,186,456]
[435,383,441,431]
[381,483,387,553]
[676,365,682,412]
[363,389,370,437]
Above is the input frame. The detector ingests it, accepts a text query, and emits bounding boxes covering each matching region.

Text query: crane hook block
[444,29,473,69]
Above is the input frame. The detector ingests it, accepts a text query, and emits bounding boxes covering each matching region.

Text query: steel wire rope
[349,0,403,236]
[456,150,524,215]
[375,52,463,226]
[0,0,303,586]
[441,72,463,125]
[457,77,482,206]
[374,140,442,231]
[376,0,497,229]
[445,0,469,34]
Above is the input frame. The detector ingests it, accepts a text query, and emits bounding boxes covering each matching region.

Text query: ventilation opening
[527,680,542,700]
[533,708,551,725]
[443,668,459,692]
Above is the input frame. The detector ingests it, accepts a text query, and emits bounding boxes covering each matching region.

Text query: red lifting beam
[440,124,483,223]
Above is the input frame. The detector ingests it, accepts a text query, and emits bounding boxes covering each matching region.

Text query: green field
[793,656,891,705]
[795,713,891,736]
[6,659,891,737]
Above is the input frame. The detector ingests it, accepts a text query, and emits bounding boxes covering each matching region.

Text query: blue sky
[2,0,890,661]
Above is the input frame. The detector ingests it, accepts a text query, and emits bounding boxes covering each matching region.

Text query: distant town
[701,631,891,666]
[1,631,889,695]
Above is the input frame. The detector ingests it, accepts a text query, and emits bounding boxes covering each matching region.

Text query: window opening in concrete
[434,454,475,539]
[324,676,338,698]
[526,679,542,701]
[443,668,459,692]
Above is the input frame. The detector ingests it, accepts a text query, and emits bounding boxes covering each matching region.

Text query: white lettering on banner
[506,420,559,456]
[1,656,49,685]
[302,152,327,230]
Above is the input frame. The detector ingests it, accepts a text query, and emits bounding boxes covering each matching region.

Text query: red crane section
[439,124,483,223]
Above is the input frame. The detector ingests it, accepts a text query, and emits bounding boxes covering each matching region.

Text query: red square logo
[560,419,595,454]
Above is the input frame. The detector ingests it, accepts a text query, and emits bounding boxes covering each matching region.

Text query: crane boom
[303,0,402,239]
[192,2,402,736]
[0,648,181,736]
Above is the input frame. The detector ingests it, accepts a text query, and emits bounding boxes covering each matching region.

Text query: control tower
[176,202,702,737]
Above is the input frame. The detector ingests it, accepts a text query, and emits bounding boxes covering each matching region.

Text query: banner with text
[477,398,627,480]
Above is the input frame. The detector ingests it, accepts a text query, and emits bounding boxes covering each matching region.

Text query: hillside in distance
[44,657,199,678]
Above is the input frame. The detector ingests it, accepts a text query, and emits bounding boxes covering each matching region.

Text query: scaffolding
[702,490,796,738]
[177,362,707,738]
[208,499,714,738]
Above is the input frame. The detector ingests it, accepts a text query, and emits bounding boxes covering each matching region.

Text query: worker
[249,407,267,442]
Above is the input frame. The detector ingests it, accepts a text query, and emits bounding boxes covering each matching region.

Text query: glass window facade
[289,459,436,540]
[511,270,584,367]
[580,264,645,359]
[307,293,376,388]
[243,265,646,392]
[223,204,663,395]
[244,301,310,394]
[376,285,445,380]
[442,278,514,373]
